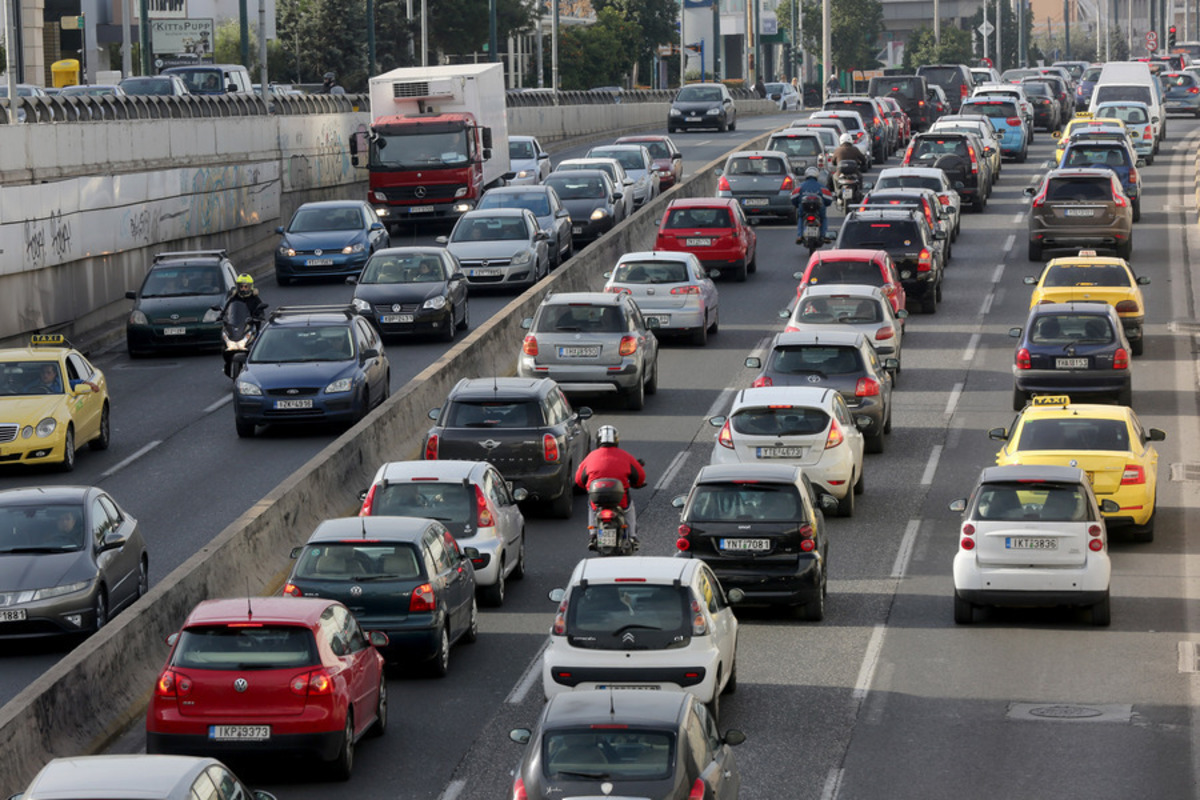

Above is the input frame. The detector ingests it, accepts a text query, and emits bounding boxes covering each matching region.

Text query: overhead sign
[151,18,213,57]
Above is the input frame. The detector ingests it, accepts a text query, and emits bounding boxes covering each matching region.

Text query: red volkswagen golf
[654,198,757,282]
[146,597,388,781]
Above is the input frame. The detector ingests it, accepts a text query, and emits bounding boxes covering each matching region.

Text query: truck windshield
[372,130,470,169]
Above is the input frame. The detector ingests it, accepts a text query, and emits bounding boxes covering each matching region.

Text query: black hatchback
[836,208,946,314]
[348,247,469,341]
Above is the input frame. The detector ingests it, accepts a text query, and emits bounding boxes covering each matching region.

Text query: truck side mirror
[481,126,494,150]
[349,130,368,168]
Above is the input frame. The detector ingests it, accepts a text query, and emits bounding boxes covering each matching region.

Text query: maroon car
[615,135,683,190]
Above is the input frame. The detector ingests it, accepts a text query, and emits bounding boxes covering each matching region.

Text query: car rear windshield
[172,625,320,670]
[726,155,787,175]
[251,326,354,363]
[1096,104,1148,124]
[566,583,689,650]
[963,100,1018,118]
[687,482,803,522]
[1161,73,1197,87]
[1082,67,1103,81]
[0,503,86,553]
[825,114,863,131]
[1093,85,1152,105]
[876,175,943,192]
[1021,81,1054,97]
[918,67,965,86]
[770,136,823,157]
[1044,176,1113,201]
[613,260,690,284]
[1029,313,1115,344]
[141,265,224,297]
[537,304,625,333]
[545,174,607,199]
[805,259,885,286]
[973,481,1089,521]
[592,148,643,171]
[1016,418,1131,451]
[871,78,921,99]
[542,729,673,780]
[769,344,863,375]
[624,139,671,159]
[664,207,732,229]
[445,399,544,428]
[1044,263,1130,287]
[368,482,474,526]
[294,541,424,580]
[478,192,551,217]
[1063,145,1130,168]
[911,138,970,160]
[731,406,831,437]
[839,220,922,250]
[797,294,883,322]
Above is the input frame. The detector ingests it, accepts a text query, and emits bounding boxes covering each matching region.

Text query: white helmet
[804,166,820,179]
[597,425,619,447]
[839,133,853,145]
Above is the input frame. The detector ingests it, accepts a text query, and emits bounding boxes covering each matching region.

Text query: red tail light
[670,285,701,294]
[543,433,560,462]
[1113,348,1129,369]
[917,248,932,272]
[855,377,880,397]
[688,778,707,800]
[359,484,377,516]
[1115,300,1139,313]
[922,204,934,228]
[1189,87,1199,94]
[967,145,979,174]
[854,131,865,143]
[751,375,773,387]
[1088,524,1102,537]
[522,335,538,356]
[1121,464,1146,484]
[676,523,691,551]
[825,420,845,449]
[963,523,975,536]
[475,485,494,527]
[512,778,528,800]
[424,434,439,460]
[619,335,637,356]
[156,669,192,698]
[781,175,795,191]
[937,194,950,206]
[717,175,731,191]
[1113,191,1128,208]
[1016,348,1031,369]
[875,326,894,341]
[551,595,569,635]
[690,598,708,635]
[1031,185,1047,208]
[1128,168,1139,185]
[605,286,630,294]
[282,583,302,597]
[1089,537,1105,552]
[961,536,975,550]
[290,668,333,696]
[960,84,969,97]
[874,116,883,126]
[902,143,914,164]
[1006,117,1022,125]
[717,420,734,448]
[409,583,436,612]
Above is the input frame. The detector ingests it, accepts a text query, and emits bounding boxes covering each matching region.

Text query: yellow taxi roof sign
[1077,249,1098,257]
[30,334,67,347]
[1075,111,1093,118]
[1031,395,1071,407]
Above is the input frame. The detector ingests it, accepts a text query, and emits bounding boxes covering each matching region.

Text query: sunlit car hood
[446,241,534,259]
[242,360,359,387]
[134,294,226,316]
[354,282,446,305]
[280,231,363,250]
[0,551,90,593]
[0,395,71,421]
[560,198,609,218]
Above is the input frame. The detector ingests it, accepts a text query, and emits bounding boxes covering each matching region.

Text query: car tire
[481,560,506,607]
[428,624,451,678]
[953,592,975,624]
[92,587,108,633]
[1146,153,1154,166]
[922,295,937,314]
[691,322,708,347]
[747,249,757,274]
[457,299,470,331]
[1027,241,1043,261]
[89,403,111,451]
[1090,594,1111,627]
[1131,507,1155,543]
[1131,337,1144,357]
[1117,240,1133,260]
[708,309,719,334]
[706,680,720,724]
[511,533,527,579]
[1132,199,1141,223]
[1117,386,1133,406]
[798,571,826,622]
[865,429,885,454]
[1017,147,1027,163]
[276,272,292,287]
[135,557,149,599]
[463,597,479,643]
[59,426,76,473]
[1012,387,1028,411]
[645,359,658,395]
[442,308,456,342]
[236,418,256,438]
[836,484,855,517]
[718,119,728,133]
[625,376,646,411]
[329,713,354,780]
[935,280,943,303]
[883,405,893,434]
[723,655,737,694]
[549,479,574,519]
[854,465,865,495]
[367,677,387,738]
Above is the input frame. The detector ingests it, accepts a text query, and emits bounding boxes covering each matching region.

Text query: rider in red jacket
[575,425,646,549]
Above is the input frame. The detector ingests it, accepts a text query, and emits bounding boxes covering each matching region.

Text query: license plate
[209,725,271,741]
[0,609,27,622]
[274,399,314,410]
[842,188,854,198]
[572,226,583,234]
[757,446,807,458]
[381,314,414,324]
[719,538,771,551]
[686,116,701,122]
[1005,537,1058,550]
[163,327,186,336]
[598,530,617,547]
[742,198,770,206]
[468,268,503,277]
[685,238,712,247]
[409,205,434,213]
[558,346,600,358]
[645,314,669,327]
[305,259,334,266]
[1056,358,1088,369]
[803,226,820,238]
[1064,208,1095,217]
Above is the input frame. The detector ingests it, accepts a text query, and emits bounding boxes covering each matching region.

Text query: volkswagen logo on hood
[314,249,323,256]
[392,304,402,313]
[480,439,501,451]
[414,186,427,199]
[169,313,180,320]
[234,678,248,692]
[807,375,822,383]
[350,585,363,597]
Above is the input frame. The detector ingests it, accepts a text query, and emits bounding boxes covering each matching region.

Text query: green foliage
[427,0,537,56]
[902,25,972,70]
[557,6,640,89]
[966,0,1023,70]
[799,0,883,71]
[593,0,676,62]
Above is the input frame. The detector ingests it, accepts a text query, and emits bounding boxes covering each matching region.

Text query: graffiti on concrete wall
[19,209,73,269]
[281,115,362,192]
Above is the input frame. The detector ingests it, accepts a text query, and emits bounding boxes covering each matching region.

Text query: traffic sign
[978,20,995,37]
[1146,30,1158,52]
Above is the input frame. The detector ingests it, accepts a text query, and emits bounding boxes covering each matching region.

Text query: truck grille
[379,185,462,202]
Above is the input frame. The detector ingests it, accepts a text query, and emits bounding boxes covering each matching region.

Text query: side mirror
[370,221,385,231]
[934,229,947,240]
[1147,428,1166,442]
[778,309,790,318]
[645,317,661,329]
[427,408,442,420]
[510,728,532,745]
[603,271,613,279]
[988,427,1009,441]
[726,587,746,603]
[707,415,727,427]
[512,487,530,502]
[713,167,724,177]
[481,126,493,150]
[577,406,593,419]
[792,270,804,279]
[883,358,899,372]
[290,545,303,558]
[1009,327,1023,338]
[125,290,138,300]
[1023,276,1038,285]
[462,546,481,560]
[895,309,909,318]
[275,226,285,234]
[954,181,965,190]
[948,498,967,512]
[360,348,379,360]
[166,632,180,646]
[1022,186,1036,197]
[854,415,872,430]
[709,268,721,278]
[548,588,566,602]
[1051,130,1061,139]
[612,192,623,200]
[521,317,534,329]
[535,231,550,241]
[723,729,747,746]
[435,235,449,245]
[819,494,839,515]
[1136,158,1147,167]
[863,180,874,190]
[1100,499,1121,514]
[99,533,127,552]
[671,495,687,509]
[368,630,390,648]
[1137,276,1151,285]
[744,356,762,369]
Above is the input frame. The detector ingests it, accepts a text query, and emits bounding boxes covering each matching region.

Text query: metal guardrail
[503,87,759,106]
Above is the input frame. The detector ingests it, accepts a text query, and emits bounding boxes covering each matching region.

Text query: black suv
[824,96,888,161]
[836,208,946,314]
[125,250,239,356]
[903,131,993,211]
[868,74,932,131]
[916,64,975,113]
[673,463,833,620]
[424,377,593,518]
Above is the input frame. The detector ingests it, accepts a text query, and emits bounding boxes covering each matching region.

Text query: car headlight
[669,108,683,117]
[352,297,372,312]
[516,169,532,179]
[423,296,448,310]
[511,250,533,266]
[325,377,353,394]
[280,245,296,257]
[706,108,721,115]
[202,308,221,323]
[35,418,57,438]
[591,209,609,221]
[129,310,147,325]
[236,380,262,396]
[32,580,91,601]
[342,242,366,255]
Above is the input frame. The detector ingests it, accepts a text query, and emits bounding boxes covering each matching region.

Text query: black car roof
[0,486,94,505]
[451,376,553,399]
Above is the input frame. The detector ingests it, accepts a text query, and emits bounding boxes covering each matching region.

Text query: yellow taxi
[989,395,1164,542]
[0,335,109,471]
[1023,250,1150,355]
[1052,115,1131,164]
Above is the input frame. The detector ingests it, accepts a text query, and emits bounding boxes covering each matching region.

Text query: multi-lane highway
[5,110,1200,799]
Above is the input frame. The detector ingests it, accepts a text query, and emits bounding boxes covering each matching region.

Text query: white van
[1090,61,1165,147]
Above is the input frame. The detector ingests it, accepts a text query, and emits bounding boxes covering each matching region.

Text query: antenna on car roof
[609,686,616,716]
[246,581,253,621]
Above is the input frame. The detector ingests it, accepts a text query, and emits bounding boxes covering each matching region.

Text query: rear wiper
[556,770,610,779]
[612,624,662,635]
[555,326,582,332]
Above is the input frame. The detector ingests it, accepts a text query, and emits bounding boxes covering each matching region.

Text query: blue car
[233,305,391,437]
[1075,65,1102,111]
[1058,140,1142,221]
[1009,302,1132,410]
[274,200,390,285]
[960,98,1028,161]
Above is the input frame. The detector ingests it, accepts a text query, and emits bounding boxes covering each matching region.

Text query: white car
[785,284,906,364]
[810,110,873,164]
[765,81,801,110]
[586,144,660,208]
[707,386,866,516]
[603,250,719,346]
[359,459,528,607]
[509,135,551,185]
[950,465,1115,626]
[544,556,739,721]
[871,166,963,240]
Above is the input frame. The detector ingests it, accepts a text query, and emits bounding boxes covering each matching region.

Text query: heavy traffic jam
[3,53,1199,800]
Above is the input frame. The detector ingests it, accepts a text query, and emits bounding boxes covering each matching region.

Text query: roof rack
[268,304,356,322]
[153,249,229,262]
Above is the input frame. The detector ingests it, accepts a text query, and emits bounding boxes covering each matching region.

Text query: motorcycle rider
[793,166,832,243]
[575,425,646,551]
[832,132,867,175]
[223,274,268,319]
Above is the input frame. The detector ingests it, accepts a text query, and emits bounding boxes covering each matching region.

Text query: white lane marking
[962,332,981,362]
[944,382,963,416]
[655,450,688,492]
[891,519,921,578]
[821,768,845,800]
[506,640,549,705]
[1003,234,1015,251]
[920,445,943,485]
[437,780,467,800]
[991,263,1005,283]
[1011,211,1023,224]
[203,395,233,414]
[100,440,162,479]
[693,140,712,145]
[705,387,736,420]
[979,290,994,316]
[852,624,887,701]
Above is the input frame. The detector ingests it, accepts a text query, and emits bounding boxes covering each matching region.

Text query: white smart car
[950,464,1116,626]
[543,556,739,722]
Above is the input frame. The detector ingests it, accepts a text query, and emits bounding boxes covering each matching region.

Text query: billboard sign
[151,18,214,56]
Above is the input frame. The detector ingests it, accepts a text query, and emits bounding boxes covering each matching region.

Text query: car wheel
[1132,199,1141,223]
[935,280,943,303]
[457,298,470,331]
[1027,240,1043,261]
[691,323,708,346]
[59,426,76,472]
[644,359,658,395]
[1146,153,1154,166]
[625,375,646,410]
[733,262,747,282]
[883,405,893,434]
[723,655,737,694]
[136,557,149,599]
[442,307,456,342]
[428,624,451,678]
[1012,386,1028,411]
[953,592,975,624]
[380,371,391,405]
[548,479,574,519]
[235,418,256,438]
[276,272,292,287]
[511,533,527,579]
[1131,507,1155,543]
[1117,240,1133,260]
[922,295,937,314]
[1090,593,1111,627]
[854,465,865,495]
[1117,386,1132,406]
[718,118,728,133]
[367,676,387,738]
[747,249,757,274]
[729,116,736,131]
[329,712,354,780]
[836,485,855,517]
[708,308,719,334]
[865,429,885,454]
[481,559,506,607]
[463,597,479,643]
[1131,337,1144,357]
[89,402,111,451]
[798,577,826,622]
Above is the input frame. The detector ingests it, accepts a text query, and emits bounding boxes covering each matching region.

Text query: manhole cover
[1028,705,1104,719]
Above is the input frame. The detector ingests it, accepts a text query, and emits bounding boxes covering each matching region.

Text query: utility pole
[822,0,831,99]
[1064,0,1071,58]
[488,0,498,62]
[935,0,941,44]
[997,0,1003,72]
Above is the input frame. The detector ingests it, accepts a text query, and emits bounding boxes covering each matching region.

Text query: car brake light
[691,598,708,635]
[1031,185,1047,208]
[619,335,637,356]
[543,433,560,462]
[918,248,932,272]
[671,285,701,294]
[409,583,436,612]
[1115,300,1139,313]
[1089,524,1103,537]
[689,778,707,800]
[282,583,302,597]
[781,175,795,191]
[605,286,630,294]
[825,419,845,449]
[937,194,950,206]
[1016,347,1031,369]
[855,377,880,397]
[963,523,975,536]
[923,205,934,227]
[155,669,191,698]
[854,131,865,143]
[1089,537,1105,552]
[961,536,975,550]
[902,143,913,164]
[511,777,528,800]
[1007,117,1022,125]
[967,145,979,173]
[752,375,773,387]
[288,668,333,696]
[1121,465,1145,484]
[359,484,377,516]
[1113,191,1128,208]
[875,326,894,341]
[1113,348,1129,370]
[960,84,969,98]
[522,335,538,356]
[475,485,494,527]
[717,175,730,191]
[424,433,439,460]
[918,99,925,106]
[551,595,569,635]
[677,523,691,551]
[1189,87,1199,94]
[717,420,734,448]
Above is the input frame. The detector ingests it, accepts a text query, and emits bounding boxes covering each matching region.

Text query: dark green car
[125,250,238,357]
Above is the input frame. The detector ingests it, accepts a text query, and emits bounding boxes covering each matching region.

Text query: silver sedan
[783,284,907,369]
[603,250,720,346]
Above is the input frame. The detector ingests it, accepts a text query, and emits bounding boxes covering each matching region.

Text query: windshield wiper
[2,546,76,554]
[556,770,610,779]
[612,624,662,635]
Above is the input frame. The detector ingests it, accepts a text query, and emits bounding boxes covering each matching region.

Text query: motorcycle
[798,194,828,256]
[834,159,863,212]
[587,477,637,557]
[218,301,266,379]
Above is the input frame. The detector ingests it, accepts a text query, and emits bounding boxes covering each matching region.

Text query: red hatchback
[146,597,388,781]
[794,248,908,314]
[654,198,757,281]
[615,134,683,189]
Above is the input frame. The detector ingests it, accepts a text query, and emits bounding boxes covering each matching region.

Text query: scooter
[834,160,863,212]
[798,195,828,256]
[587,477,637,557]
[218,302,266,379]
